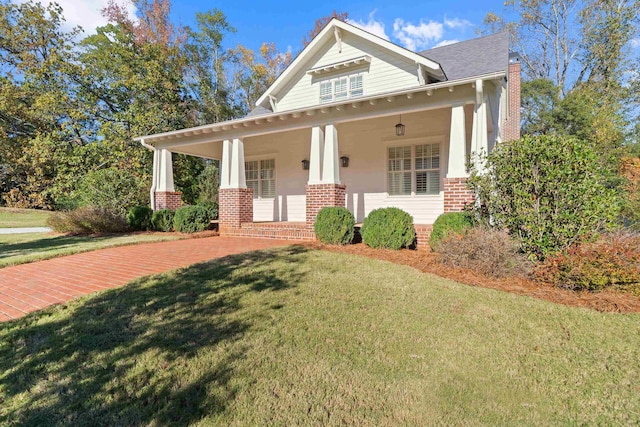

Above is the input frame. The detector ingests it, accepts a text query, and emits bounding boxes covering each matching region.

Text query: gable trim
[254,19,445,109]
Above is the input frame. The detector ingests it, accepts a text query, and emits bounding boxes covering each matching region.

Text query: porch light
[301,159,310,170]
[340,156,349,167]
[395,115,405,136]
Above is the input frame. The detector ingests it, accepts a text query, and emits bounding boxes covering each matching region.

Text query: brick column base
[219,188,253,229]
[154,191,182,211]
[443,178,475,213]
[306,183,347,225]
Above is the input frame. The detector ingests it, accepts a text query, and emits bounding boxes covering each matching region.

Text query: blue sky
[19,0,508,53]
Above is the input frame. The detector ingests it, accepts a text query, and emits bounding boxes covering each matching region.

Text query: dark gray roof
[419,31,509,81]
[246,105,272,117]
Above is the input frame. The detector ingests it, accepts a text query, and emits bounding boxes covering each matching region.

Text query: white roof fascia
[135,71,505,144]
[254,19,444,109]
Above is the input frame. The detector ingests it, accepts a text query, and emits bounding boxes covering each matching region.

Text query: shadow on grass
[0,235,115,259]
[0,245,310,426]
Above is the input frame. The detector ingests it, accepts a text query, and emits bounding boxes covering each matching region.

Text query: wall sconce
[301,159,310,170]
[340,156,349,167]
[395,114,406,136]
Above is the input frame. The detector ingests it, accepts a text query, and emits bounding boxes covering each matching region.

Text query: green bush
[46,206,128,234]
[437,228,533,278]
[126,206,152,231]
[75,168,147,217]
[537,232,640,291]
[469,135,620,260]
[199,202,218,221]
[173,205,212,233]
[361,207,415,250]
[151,209,175,232]
[314,207,355,245]
[429,212,474,250]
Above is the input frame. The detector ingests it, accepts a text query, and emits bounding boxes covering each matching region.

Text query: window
[387,144,440,195]
[319,74,364,104]
[245,159,276,199]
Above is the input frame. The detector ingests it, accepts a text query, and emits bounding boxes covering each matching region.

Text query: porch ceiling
[134,72,505,150]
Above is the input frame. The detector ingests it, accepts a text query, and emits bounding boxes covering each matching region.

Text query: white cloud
[12,0,136,34]
[434,39,459,48]
[392,18,443,51]
[347,10,389,40]
[631,38,640,48]
[444,17,472,30]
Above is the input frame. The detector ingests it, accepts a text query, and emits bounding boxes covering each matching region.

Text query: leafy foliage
[361,207,415,250]
[469,135,620,260]
[437,228,533,278]
[127,206,153,231]
[151,209,175,232]
[173,205,212,233]
[537,233,640,291]
[47,206,128,234]
[314,207,355,245]
[429,212,474,250]
[197,162,220,206]
[75,168,147,217]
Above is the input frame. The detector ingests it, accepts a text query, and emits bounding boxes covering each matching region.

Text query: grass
[0,208,51,228]
[1,247,638,425]
[0,232,181,267]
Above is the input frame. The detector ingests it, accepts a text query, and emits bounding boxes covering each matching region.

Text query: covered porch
[138,75,504,246]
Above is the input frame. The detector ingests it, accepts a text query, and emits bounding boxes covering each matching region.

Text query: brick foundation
[220,221,316,241]
[414,224,433,250]
[219,188,253,230]
[154,191,182,211]
[444,178,475,213]
[306,183,347,225]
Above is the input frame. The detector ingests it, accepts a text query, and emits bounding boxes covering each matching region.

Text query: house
[134,19,520,247]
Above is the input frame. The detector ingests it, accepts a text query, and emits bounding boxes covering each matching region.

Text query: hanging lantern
[395,114,405,136]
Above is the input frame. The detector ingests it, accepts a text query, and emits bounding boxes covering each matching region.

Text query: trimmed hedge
[127,206,153,231]
[314,207,355,245]
[429,212,474,250]
[173,205,212,233]
[361,207,415,250]
[151,209,175,232]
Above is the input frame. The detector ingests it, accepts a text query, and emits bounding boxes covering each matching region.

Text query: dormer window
[319,73,364,104]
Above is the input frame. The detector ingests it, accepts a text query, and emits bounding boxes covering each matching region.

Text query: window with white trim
[387,144,440,195]
[319,73,364,104]
[245,159,276,199]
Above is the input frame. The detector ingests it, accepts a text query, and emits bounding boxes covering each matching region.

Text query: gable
[255,19,444,114]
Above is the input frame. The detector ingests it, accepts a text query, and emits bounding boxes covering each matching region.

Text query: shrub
[47,206,128,234]
[468,134,620,260]
[361,207,415,250]
[199,202,219,221]
[151,209,175,232]
[173,205,212,233]
[127,206,153,231]
[537,233,640,291]
[430,212,474,250]
[314,207,355,245]
[75,168,147,217]
[436,228,533,278]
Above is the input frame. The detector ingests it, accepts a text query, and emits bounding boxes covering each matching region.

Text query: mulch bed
[306,242,640,314]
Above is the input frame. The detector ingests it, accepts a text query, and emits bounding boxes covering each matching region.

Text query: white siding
[242,107,456,224]
[276,32,422,112]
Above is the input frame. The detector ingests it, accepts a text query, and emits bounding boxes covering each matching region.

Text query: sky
[15,0,509,53]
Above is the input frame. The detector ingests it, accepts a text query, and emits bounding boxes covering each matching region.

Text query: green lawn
[0,208,51,228]
[1,247,638,425]
[0,232,181,267]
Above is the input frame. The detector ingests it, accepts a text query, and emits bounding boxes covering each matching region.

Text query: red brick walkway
[0,237,294,322]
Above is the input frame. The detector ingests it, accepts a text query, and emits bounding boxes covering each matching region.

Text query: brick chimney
[503,53,521,141]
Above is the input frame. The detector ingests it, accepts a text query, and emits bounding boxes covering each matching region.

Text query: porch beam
[447,104,468,178]
[308,126,324,185]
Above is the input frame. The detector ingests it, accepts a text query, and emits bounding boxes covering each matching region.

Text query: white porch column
[220,139,232,189]
[308,126,324,184]
[157,148,175,192]
[471,79,488,172]
[447,104,467,178]
[321,124,340,184]
[229,138,246,188]
[149,147,160,210]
